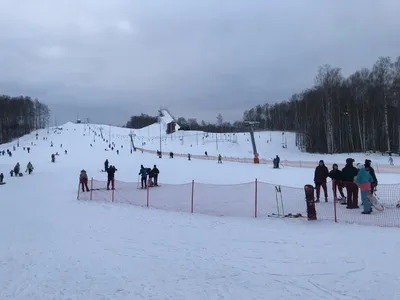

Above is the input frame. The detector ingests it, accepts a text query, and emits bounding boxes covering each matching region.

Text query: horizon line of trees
[243,56,400,154]
[0,95,50,144]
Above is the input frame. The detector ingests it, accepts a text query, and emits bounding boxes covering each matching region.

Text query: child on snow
[328,163,346,203]
[355,163,373,214]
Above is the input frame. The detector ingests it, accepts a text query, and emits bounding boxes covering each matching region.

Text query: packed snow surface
[0,122,399,300]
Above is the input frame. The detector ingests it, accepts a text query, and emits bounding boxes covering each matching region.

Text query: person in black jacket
[152,165,160,186]
[364,159,378,194]
[328,163,346,203]
[341,158,359,209]
[314,160,329,202]
[106,165,117,190]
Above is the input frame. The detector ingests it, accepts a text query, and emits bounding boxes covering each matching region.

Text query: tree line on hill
[0,95,50,144]
[243,56,400,154]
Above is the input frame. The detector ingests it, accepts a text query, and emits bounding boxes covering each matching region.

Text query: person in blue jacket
[355,163,373,214]
[139,165,147,189]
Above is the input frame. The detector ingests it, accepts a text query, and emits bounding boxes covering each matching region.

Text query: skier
[355,163,373,214]
[364,159,378,194]
[314,160,329,202]
[169,152,174,158]
[341,158,359,209]
[0,173,4,184]
[106,165,117,190]
[152,165,160,186]
[27,147,30,153]
[51,154,55,163]
[218,154,222,164]
[104,159,109,172]
[328,163,346,203]
[188,153,191,161]
[205,151,208,156]
[79,169,90,192]
[139,165,147,189]
[26,162,34,174]
[389,157,394,165]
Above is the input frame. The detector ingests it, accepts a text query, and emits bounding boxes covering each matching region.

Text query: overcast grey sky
[0,0,399,125]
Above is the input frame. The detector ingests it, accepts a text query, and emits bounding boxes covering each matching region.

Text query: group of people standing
[139,165,160,189]
[314,158,378,214]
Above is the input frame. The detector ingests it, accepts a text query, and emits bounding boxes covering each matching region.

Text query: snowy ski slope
[0,122,399,299]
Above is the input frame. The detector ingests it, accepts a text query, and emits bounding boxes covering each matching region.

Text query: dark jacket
[328,169,342,181]
[341,164,358,182]
[314,165,329,183]
[365,166,378,185]
[107,166,117,179]
[152,167,159,176]
[139,167,147,178]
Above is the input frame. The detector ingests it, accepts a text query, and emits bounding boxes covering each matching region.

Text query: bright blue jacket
[355,168,372,184]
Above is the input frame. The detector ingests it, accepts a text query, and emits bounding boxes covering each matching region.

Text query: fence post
[254,178,258,218]
[112,180,115,202]
[90,178,93,200]
[146,185,150,207]
[334,194,337,223]
[191,180,194,213]
[77,179,81,200]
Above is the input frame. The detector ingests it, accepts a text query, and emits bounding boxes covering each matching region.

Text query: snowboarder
[355,163,373,214]
[51,154,55,163]
[106,165,117,190]
[341,158,359,209]
[364,159,378,194]
[104,159,109,172]
[139,165,147,189]
[26,162,33,174]
[79,169,90,192]
[152,165,160,186]
[314,160,329,202]
[328,163,346,203]
[218,154,222,164]
[389,157,394,165]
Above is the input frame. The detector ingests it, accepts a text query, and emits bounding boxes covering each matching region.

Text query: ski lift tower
[244,121,260,164]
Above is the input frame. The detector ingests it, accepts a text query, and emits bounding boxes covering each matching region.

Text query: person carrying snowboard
[341,158,359,209]
[314,160,329,202]
[79,169,90,192]
[152,165,160,186]
[328,163,346,203]
[104,159,109,172]
[364,159,378,194]
[106,165,117,190]
[355,163,373,214]
[26,162,34,174]
[139,165,147,189]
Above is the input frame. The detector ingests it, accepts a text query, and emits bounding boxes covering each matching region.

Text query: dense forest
[243,56,400,154]
[0,95,50,144]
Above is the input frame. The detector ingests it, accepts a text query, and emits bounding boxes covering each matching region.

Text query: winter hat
[356,163,363,169]
[365,159,371,167]
[332,163,338,169]
[346,158,354,164]
[154,165,157,168]
[319,160,324,164]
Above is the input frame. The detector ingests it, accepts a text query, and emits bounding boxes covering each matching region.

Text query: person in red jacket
[314,160,329,202]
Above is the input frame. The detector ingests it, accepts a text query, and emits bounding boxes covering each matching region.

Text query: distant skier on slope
[26,162,34,174]
[0,173,4,184]
[218,154,222,164]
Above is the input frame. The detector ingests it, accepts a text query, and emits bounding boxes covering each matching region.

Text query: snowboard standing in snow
[367,193,384,211]
[304,184,317,220]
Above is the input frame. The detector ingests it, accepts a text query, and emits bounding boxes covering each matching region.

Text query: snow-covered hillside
[0,122,399,299]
